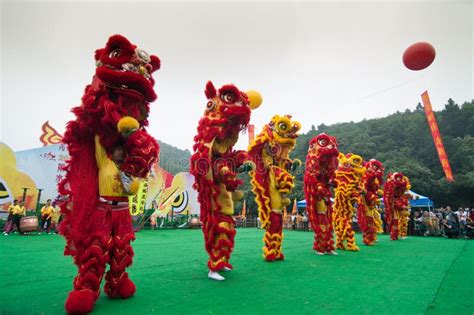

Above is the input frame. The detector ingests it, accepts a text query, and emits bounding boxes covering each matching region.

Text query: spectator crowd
[410,206,474,239]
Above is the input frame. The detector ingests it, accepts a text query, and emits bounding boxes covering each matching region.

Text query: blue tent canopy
[297,190,434,209]
[406,190,434,208]
[297,199,307,208]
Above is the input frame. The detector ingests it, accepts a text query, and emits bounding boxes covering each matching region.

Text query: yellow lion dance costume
[248,115,301,261]
[333,153,365,251]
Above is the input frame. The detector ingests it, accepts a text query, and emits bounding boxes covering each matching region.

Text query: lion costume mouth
[96,66,157,102]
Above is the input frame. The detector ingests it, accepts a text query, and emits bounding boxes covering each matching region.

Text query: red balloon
[403,42,436,71]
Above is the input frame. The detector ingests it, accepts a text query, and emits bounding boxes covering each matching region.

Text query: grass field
[0,229,472,315]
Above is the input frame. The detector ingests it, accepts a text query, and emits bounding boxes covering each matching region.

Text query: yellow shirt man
[95,135,139,198]
[12,205,26,216]
[41,205,55,219]
[7,204,15,215]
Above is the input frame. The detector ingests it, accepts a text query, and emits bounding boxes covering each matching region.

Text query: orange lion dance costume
[248,115,301,261]
[190,81,261,281]
[333,153,365,251]
[58,35,160,314]
[303,133,339,255]
[383,173,411,240]
[357,159,384,246]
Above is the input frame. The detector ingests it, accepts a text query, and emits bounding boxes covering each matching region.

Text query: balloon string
[356,75,424,102]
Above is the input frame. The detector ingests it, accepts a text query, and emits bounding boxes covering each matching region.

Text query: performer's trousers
[70,202,135,299]
[362,216,377,245]
[399,214,408,238]
[41,215,52,233]
[203,212,236,272]
[334,211,358,251]
[263,211,284,261]
[390,218,400,240]
[310,212,335,253]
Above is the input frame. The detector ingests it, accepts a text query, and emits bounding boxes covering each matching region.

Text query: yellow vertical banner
[129,179,149,215]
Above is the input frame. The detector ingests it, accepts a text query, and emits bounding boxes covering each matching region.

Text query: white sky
[1,0,473,152]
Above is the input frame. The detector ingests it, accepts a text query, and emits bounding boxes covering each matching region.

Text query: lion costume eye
[206,101,216,111]
[318,138,328,146]
[278,122,288,131]
[222,93,235,103]
[109,49,122,58]
[352,158,361,165]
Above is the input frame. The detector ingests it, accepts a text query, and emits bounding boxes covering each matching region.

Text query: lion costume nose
[138,65,147,75]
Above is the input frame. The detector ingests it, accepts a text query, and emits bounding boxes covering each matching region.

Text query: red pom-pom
[105,277,136,299]
[65,289,96,314]
[117,278,136,298]
[403,42,436,71]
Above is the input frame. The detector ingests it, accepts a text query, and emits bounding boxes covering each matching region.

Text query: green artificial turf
[0,229,472,315]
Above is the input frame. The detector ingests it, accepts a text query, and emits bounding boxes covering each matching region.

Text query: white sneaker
[315,251,325,256]
[3,232,8,236]
[208,271,225,281]
[222,267,232,272]
[401,237,407,240]
[38,232,42,235]
[327,251,338,256]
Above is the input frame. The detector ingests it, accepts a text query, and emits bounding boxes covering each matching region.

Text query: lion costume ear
[150,55,161,73]
[94,49,104,61]
[205,81,216,99]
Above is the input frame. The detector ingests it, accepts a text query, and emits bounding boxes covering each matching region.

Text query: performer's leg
[390,218,399,240]
[399,215,408,238]
[363,217,376,246]
[13,215,22,234]
[322,212,336,253]
[272,212,284,260]
[206,214,235,275]
[46,218,52,233]
[345,214,359,251]
[104,207,136,299]
[311,212,325,254]
[40,216,46,232]
[263,211,283,261]
[65,206,111,314]
[334,213,345,250]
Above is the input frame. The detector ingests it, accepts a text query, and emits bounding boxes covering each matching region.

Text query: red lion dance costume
[58,35,160,314]
[357,159,384,246]
[383,173,411,240]
[303,133,339,255]
[333,153,365,251]
[248,115,301,262]
[190,81,261,281]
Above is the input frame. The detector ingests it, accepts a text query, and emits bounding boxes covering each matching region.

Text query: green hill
[157,140,191,175]
[236,98,474,214]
